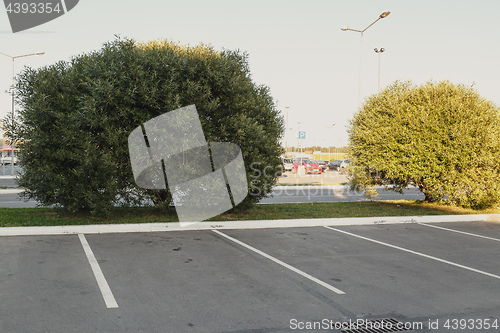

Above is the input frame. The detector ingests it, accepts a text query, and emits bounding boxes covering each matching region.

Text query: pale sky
[1,0,499,148]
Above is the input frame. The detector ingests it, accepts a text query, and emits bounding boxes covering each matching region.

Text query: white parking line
[324,226,500,280]
[78,234,118,308]
[418,223,500,242]
[212,230,345,295]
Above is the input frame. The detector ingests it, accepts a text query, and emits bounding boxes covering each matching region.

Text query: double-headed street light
[374,47,385,92]
[341,11,390,108]
[0,51,45,175]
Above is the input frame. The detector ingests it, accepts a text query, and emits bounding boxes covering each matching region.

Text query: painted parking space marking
[212,229,345,295]
[418,223,500,242]
[324,226,500,280]
[78,234,118,308]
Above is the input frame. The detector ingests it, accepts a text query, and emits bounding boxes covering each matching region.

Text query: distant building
[0,121,19,164]
[0,120,4,149]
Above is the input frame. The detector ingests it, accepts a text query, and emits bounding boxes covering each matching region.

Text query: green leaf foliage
[13,38,283,215]
[348,80,500,209]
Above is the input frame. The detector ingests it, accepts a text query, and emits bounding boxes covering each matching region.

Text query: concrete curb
[1,214,498,237]
[0,189,23,194]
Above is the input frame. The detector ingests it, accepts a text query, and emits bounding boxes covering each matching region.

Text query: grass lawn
[1,200,499,228]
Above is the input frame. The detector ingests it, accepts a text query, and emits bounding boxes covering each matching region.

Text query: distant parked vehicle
[0,148,18,165]
[315,160,328,171]
[327,160,342,171]
[282,158,293,171]
[292,158,322,174]
[339,159,350,174]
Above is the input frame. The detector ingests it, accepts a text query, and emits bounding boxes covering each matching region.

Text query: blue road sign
[298,131,306,140]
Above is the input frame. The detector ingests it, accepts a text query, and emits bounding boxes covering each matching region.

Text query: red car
[292,158,323,174]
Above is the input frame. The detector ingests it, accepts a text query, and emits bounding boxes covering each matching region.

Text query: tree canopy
[11,38,283,215]
[348,80,500,209]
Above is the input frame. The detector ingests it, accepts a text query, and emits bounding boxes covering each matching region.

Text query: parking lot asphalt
[277,170,348,185]
[1,220,499,332]
[0,176,18,188]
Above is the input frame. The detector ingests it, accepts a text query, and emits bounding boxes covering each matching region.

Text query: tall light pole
[0,51,45,176]
[284,106,289,156]
[374,48,385,92]
[325,124,335,161]
[341,11,390,108]
[297,122,301,154]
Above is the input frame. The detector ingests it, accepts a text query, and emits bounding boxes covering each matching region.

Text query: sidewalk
[1,214,498,236]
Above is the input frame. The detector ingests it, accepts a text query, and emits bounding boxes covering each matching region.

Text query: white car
[0,149,18,165]
[339,159,350,173]
[282,158,293,171]
[0,156,17,165]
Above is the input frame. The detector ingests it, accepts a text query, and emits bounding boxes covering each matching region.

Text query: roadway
[260,185,424,204]
[0,171,424,208]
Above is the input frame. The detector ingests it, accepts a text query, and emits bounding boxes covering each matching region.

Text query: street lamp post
[337,139,342,160]
[374,48,385,92]
[284,106,289,156]
[325,123,335,161]
[297,122,301,154]
[0,51,44,176]
[341,11,390,108]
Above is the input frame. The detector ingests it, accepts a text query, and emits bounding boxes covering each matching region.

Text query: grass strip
[1,200,499,228]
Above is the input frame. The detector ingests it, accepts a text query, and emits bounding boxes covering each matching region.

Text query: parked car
[327,160,342,171]
[282,158,293,171]
[0,148,18,165]
[315,160,328,171]
[339,159,350,174]
[292,158,323,174]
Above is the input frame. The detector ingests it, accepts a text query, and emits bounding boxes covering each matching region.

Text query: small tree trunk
[418,183,434,202]
[150,189,172,208]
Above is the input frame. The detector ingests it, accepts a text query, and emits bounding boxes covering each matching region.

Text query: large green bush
[348,80,500,209]
[11,38,283,215]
